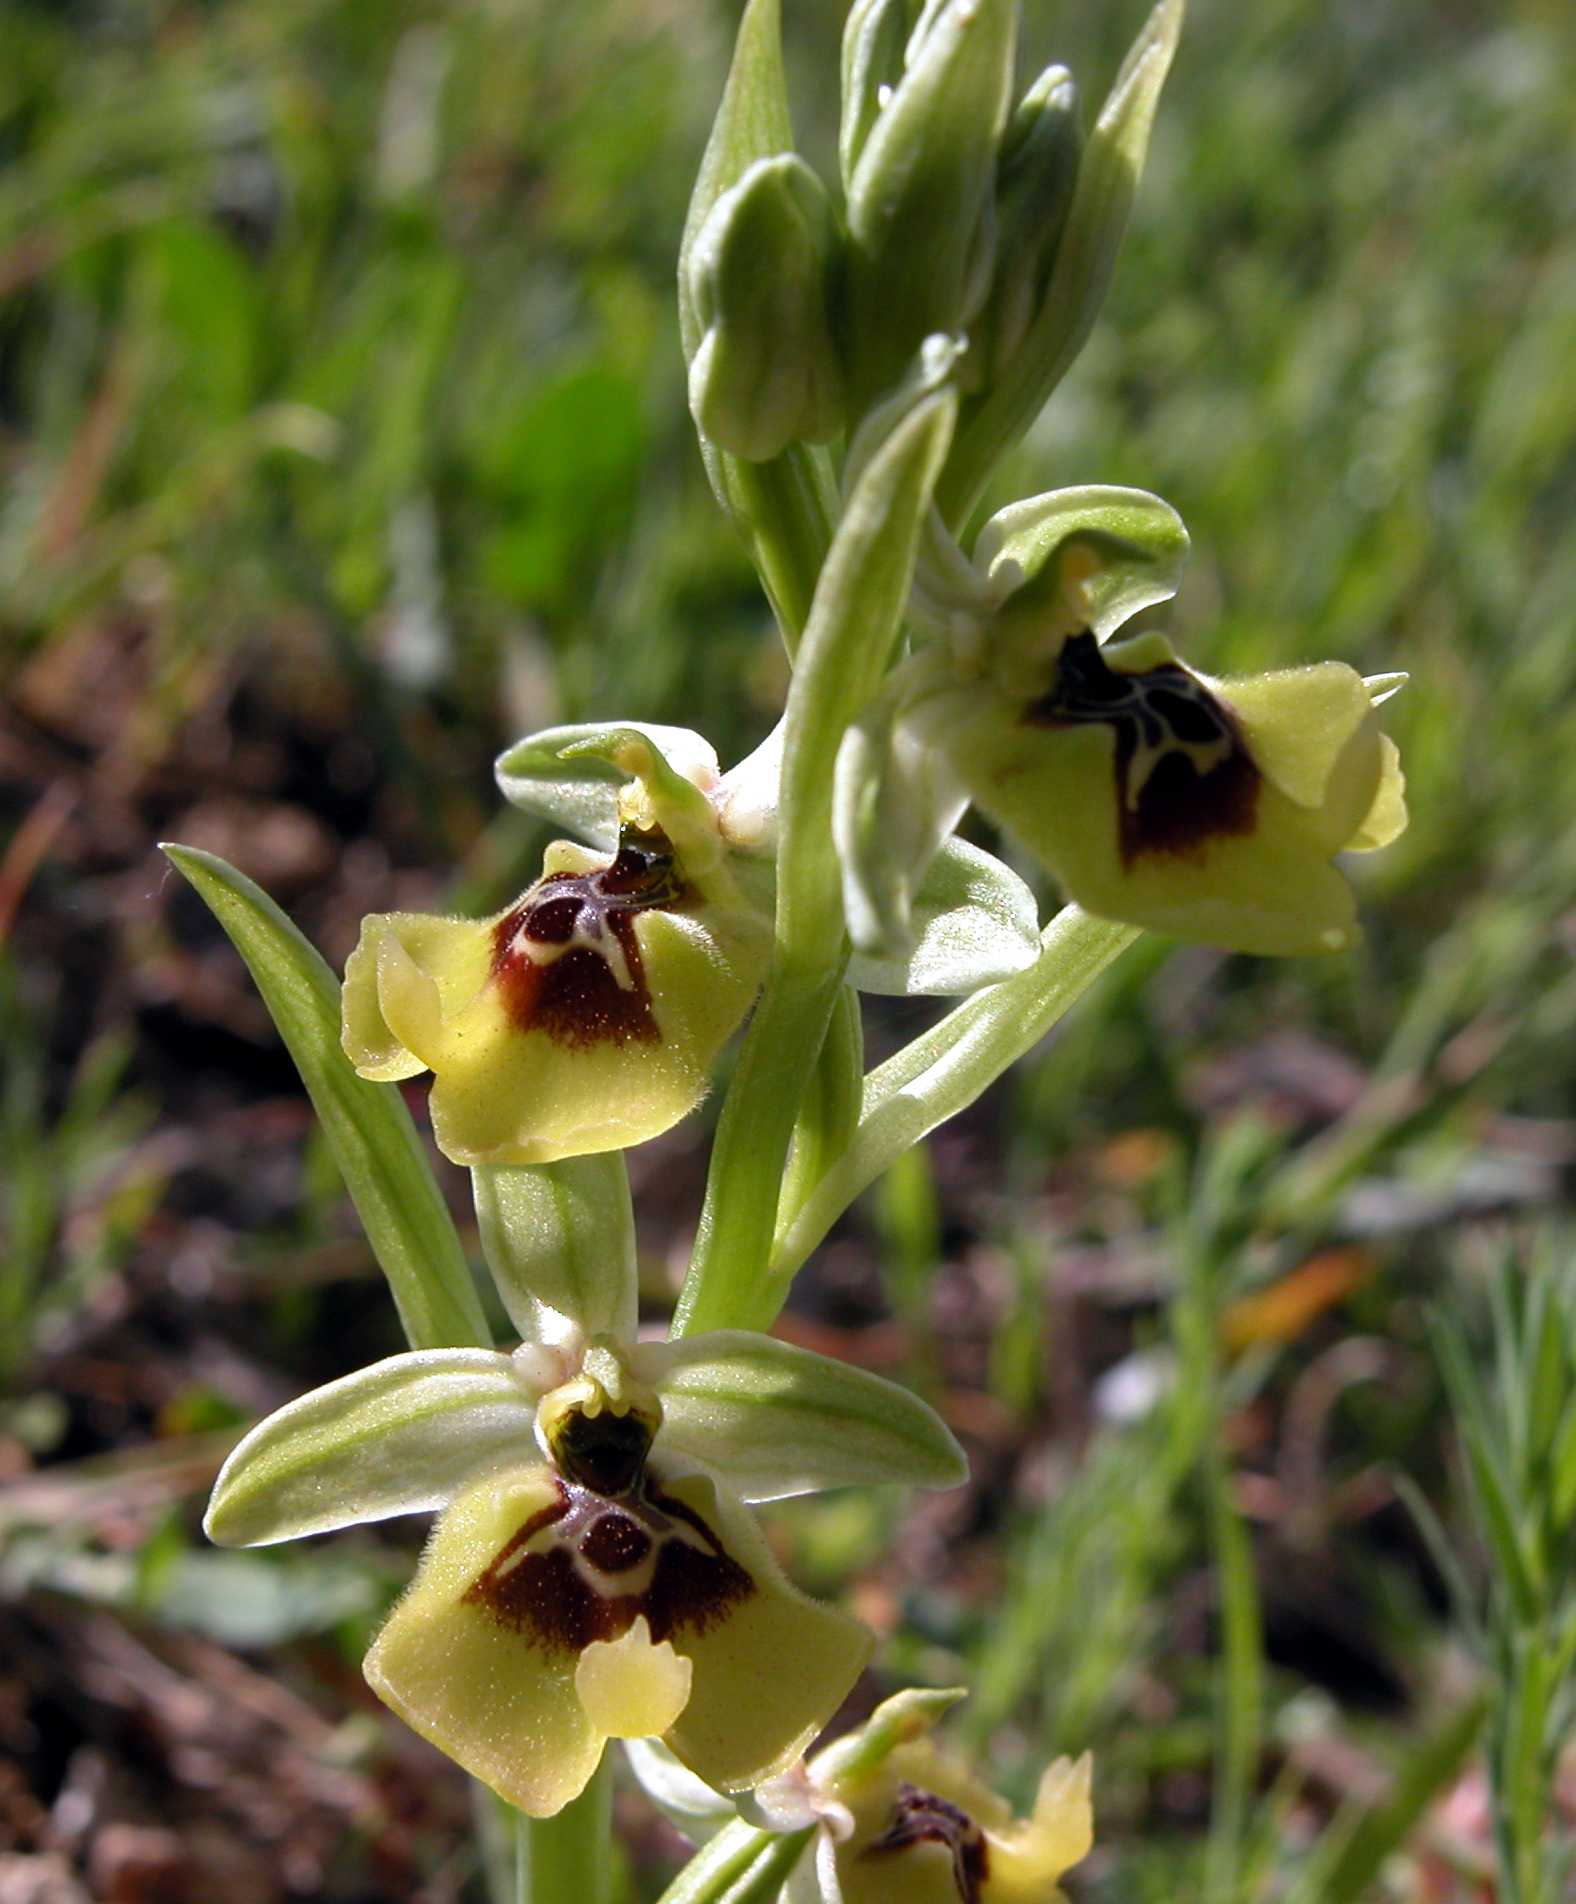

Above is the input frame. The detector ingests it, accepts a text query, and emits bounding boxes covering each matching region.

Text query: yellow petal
[575,1615,693,1738]
[362,1468,605,1818]
[655,1470,872,1793]
[1346,732,1408,851]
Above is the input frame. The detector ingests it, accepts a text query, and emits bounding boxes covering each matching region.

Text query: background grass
[2,0,1574,1898]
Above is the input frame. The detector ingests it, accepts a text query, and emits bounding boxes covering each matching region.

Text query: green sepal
[845,0,1017,412]
[629,1330,967,1500]
[472,1156,638,1349]
[204,1349,534,1546]
[849,838,1041,997]
[493,721,719,855]
[838,0,912,190]
[161,845,489,1353]
[976,63,1083,380]
[810,1685,967,1789]
[686,154,846,461]
[938,0,1185,523]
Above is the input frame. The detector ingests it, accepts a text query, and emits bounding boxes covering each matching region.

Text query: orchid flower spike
[894,488,1408,957]
[204,1159,966,1816]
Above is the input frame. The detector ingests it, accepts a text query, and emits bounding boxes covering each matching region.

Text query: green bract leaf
[631,1331,967,1500]
[839,0,910,189]
[974,483,1190,635]
[205,1350,534,1547]
[938,0,1185,522]
[494,721,720,853]
[161,845,489,1353]
[849,837,1041,997]
[472,1157,638,1349]
[979,63,1083,380]
[845,0,1017,410]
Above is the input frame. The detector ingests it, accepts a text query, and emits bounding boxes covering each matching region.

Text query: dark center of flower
[549,1401,654,1498]
[1023,630,1259,864]
[489,825,691,1048]
[461,1473,753,1655]
[862,1783,990,1903]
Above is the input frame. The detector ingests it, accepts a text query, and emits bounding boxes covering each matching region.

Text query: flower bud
[845,0,1017,412]
[686,153,846,461]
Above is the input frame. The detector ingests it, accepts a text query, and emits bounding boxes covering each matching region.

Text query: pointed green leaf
[772,907,1139,1286]
[162,845,489,1352]
[938,0,1185,522]
[633,1331,966,1500]
[472,1156,637,1349]
[205,1350,534,1546]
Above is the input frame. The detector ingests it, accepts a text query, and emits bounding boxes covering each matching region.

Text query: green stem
[675,391,955,1336]
[724,446,837,658]
[655,1818,814,1903]
[514,1761,612,1904]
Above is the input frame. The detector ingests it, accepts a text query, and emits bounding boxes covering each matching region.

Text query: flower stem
[514,1761,612,1904]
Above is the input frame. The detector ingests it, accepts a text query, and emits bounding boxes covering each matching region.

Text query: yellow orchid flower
[204,1159,967,1818]
[342,727,771,1165]
[904,490,1407,956]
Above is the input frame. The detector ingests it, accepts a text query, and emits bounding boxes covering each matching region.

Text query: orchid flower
[630,1687,1094,1904]
[341,719,1044,1168]
[204,1158,965,1816]
[843,486,1408,959]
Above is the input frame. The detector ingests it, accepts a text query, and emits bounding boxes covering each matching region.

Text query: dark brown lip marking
[489,827,691,1048]
[862,1782,990,1903]
[1023,631,1259,865]
[461,1474,753,1655]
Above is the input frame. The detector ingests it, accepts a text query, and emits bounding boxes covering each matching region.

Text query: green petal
[363,1467,605,1818]
[494,721,720,854]
[974,485,1190,637]
[632,1332,967,1501]
[205,1350,535,1547]
[658,1469,872,1793]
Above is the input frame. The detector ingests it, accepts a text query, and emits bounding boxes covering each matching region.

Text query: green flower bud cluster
[680,0,1182,511]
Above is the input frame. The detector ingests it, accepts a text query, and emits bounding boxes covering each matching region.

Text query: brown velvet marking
[578,1510,654,1577]
[862,1783,990,1904]
[1022,630,1260,865]
[461,1473,754,1657]
[488,831,691,1049]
